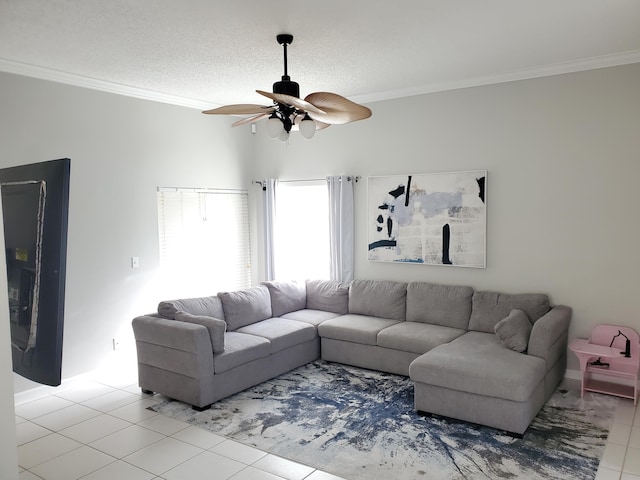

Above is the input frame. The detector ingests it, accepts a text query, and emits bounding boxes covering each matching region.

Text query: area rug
[148,360,617,480]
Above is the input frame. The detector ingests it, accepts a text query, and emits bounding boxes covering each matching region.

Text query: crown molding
[0,58,215,110]
[2,50,640,110]
[352,50,640,105]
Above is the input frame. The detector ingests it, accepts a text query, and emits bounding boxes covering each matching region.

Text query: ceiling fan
[202,34,372,141]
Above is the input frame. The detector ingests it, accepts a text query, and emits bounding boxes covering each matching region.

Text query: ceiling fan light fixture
[299,114,316,139]
[266,113,284,138]
[278,129,289,142]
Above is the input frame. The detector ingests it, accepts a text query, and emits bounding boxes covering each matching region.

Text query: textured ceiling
[1,0,640,110]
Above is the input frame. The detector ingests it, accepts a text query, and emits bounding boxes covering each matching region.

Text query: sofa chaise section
[409,291,571,435]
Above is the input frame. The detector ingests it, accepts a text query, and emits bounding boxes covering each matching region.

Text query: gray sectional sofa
[132,278,571,435]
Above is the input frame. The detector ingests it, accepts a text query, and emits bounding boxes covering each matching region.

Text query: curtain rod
[252,176,361,186]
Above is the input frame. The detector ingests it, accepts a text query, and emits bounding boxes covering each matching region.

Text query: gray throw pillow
[174,311,226,353]
[262,281,306,317]
[158,295,225,320]
[494,309,532,353]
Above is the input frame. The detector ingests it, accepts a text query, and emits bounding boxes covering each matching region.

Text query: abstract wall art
[368,171,486,268]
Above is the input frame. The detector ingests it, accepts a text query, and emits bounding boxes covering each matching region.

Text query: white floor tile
[629,427,640,449]
[18,433,82,469]
[78,460,155,480]
[108,398,159,423]
[621,473,640,480]
[596,466,622,480]
[89,425,165,458]
[16,421,52,446]
[53,382,116,403]
[614,400,637,424]
[123,437,203,475]
[16,415,27,425]
[303,471,347,480]
[252,454,315,480]
[601,442,628,471]
[15,396,74,420]
[229,466,286,480]
[19,471,44,480]
[623,447,640,475]
[210,439,267,465]
[137,414,190,436]
[59,413,132,444]
[162,451,245,480]
[171,425,226,449]
[30,445,115,480]
[30,403,101,431]
[609,423,633,446]
[81,389,142,412]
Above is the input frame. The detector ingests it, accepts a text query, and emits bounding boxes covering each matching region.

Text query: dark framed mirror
[1,158,70,386]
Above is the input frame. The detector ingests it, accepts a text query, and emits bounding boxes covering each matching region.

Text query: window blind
[157,188,251,293]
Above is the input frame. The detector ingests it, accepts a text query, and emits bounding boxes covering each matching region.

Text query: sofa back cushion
[305,279,349,314]
[158,295,225,321]
[406,282,473,329]
[469,291,550,333]
[218,285,272,331]
[262,281,306,317]
[349,279,407,321]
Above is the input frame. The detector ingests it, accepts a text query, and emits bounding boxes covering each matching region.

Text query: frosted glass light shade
[299,117,316,139]
[267,117,284,138]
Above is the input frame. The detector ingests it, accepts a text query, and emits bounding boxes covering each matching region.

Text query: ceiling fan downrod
[273,34,299,98]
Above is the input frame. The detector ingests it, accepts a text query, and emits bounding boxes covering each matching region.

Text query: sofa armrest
[527,305,572,369]
[132,315,214,379]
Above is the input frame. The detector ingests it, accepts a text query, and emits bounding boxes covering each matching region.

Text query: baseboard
[14,372,92,406]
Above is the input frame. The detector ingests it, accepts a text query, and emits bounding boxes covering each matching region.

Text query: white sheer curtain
[327,175,355,283]
[262,179,277,281]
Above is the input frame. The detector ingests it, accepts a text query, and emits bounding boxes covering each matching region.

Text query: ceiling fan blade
[256,90,325,115]
[202,104,273,115]
[304,92,372,125]
[231,112,271,127]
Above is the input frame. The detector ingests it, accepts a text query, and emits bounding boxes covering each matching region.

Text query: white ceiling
[1,0,640,110]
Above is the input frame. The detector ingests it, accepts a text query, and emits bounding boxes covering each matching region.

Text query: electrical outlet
[131,256,139,269]
[112,338,121,350]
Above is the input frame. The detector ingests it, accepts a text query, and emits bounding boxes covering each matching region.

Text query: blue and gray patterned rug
[149,360,616,480]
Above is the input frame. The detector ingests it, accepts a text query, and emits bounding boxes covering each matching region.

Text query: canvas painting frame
[367,170,486,268]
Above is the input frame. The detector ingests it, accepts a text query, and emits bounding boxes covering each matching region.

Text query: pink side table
[569,325,639,405]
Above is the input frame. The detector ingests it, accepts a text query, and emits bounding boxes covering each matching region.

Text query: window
[273,181,330,281]
[157,188,251,296]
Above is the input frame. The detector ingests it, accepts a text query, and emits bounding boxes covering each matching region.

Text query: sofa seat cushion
[406,282,473,330]
[213,332,270,374]
[377,322,466,355]
[218,285,272,331]
[318,314,401,346]
[348,280,407,321]
[409,331,546,403]
[236,318,316,354]
[281,309,342,327]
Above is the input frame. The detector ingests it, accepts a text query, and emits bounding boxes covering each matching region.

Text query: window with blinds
[157,188,251,295]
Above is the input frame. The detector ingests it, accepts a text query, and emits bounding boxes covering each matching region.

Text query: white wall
[0,72,252,393]
[0,198,18,479]
[248,63,640,372]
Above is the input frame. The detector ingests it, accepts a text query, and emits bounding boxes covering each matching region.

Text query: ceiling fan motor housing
[273,77,300,98]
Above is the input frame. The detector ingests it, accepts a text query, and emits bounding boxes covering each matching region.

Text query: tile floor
[12,353,640,480]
